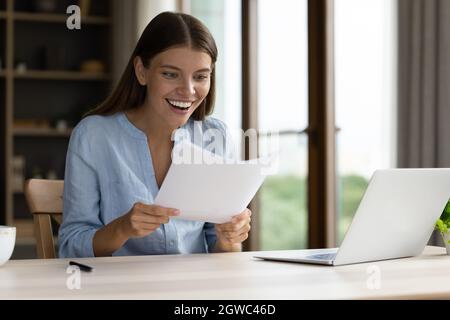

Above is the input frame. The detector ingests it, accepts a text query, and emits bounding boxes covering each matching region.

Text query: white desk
[1,246,450,299]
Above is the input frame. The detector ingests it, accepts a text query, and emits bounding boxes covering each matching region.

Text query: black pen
[69,260,94,272]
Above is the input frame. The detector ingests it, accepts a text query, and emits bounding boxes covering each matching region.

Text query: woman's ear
[134,56,147,86]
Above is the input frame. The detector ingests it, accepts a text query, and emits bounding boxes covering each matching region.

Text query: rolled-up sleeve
[58,123,103,258]
[204,222,217,252]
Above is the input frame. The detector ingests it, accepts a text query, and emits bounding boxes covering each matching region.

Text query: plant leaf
[436,219,448,233]
[441,200,450,222]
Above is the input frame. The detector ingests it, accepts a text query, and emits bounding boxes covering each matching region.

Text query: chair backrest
[24,179,63,259]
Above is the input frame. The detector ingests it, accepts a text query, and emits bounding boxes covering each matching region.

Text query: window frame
[182,0,337,250]
[242,0,336,250]
[307,0,336,249]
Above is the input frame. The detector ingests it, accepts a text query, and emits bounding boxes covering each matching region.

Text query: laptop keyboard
[306,253,337,261]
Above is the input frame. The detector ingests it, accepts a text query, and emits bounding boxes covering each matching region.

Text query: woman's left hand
[214,208,252,251]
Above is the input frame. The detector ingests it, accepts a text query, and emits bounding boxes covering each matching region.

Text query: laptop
[254,169,450,266]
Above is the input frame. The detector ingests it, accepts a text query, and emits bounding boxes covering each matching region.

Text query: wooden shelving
[14,70,111,81]
[1,0,113,246]
[13,12,111,25]
[13,127,72,137]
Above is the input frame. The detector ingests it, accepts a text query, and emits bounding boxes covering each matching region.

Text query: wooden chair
[24,179,63,259]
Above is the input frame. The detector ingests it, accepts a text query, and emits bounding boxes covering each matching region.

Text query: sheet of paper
[154,143,269,223]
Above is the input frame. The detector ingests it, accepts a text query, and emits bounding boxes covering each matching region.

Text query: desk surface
[1,246,450,299]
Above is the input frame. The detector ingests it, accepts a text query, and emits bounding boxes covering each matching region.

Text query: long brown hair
[85,11,218,121]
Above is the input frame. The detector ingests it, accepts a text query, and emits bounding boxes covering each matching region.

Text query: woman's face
[134,46,213,129]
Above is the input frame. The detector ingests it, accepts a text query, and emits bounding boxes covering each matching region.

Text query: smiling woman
[58,12,252,259]
[130,47,213,129]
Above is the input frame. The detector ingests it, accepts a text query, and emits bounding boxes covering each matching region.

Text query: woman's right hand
[119,202,180,238]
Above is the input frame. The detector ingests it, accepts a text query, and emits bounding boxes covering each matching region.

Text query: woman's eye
[162,72,177,79]
[194,74,209,81]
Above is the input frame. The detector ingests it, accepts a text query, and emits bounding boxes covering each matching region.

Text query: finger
[135,203,180,217]
[216,209,251,228]
[229,231,249,244]
[134,215,170,225]
[231,209,252,223]
[221,223,251,239]
[219,231,236,240]
[231,213,246,223]
[220,216,250,232]
[132,224,161,237]
[215,224,232,238]
[138,223,161,231]
[216,223,235,232]
[215,222,232,232]
[236,223,251,235]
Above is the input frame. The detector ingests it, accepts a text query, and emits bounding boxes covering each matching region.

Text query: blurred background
[1,0,449,259]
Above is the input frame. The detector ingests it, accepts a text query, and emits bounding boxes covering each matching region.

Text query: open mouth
[166,99,194,111]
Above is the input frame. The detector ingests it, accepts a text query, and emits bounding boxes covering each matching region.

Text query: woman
[59,12,251,258]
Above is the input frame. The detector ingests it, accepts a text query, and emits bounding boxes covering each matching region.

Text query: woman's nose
[177,79,196,96]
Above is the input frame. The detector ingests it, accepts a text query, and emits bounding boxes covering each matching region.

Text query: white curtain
[398,0,450,245]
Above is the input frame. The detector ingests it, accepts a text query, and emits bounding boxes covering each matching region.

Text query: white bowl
[0,226,16,266]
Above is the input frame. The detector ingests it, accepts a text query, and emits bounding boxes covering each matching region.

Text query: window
[335,0,397,243]
[258,0,309,250]
[190,0,242,132]
[189,0,397,250]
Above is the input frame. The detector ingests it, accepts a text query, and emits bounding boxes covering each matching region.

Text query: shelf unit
[0,11,110,23]
[13,11,111,24]
[13,127,72,137]
[1,0,113,241]
[13,70,111,81]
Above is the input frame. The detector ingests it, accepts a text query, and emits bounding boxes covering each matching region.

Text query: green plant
[435,200,450,236]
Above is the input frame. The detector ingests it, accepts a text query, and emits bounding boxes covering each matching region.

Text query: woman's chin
[168,108,197,127]
[168,114,191,129]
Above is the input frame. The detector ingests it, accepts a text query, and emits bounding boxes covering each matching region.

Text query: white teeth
[168,100,193,109]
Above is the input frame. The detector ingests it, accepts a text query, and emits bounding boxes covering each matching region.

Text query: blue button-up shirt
[58,112,234,258]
